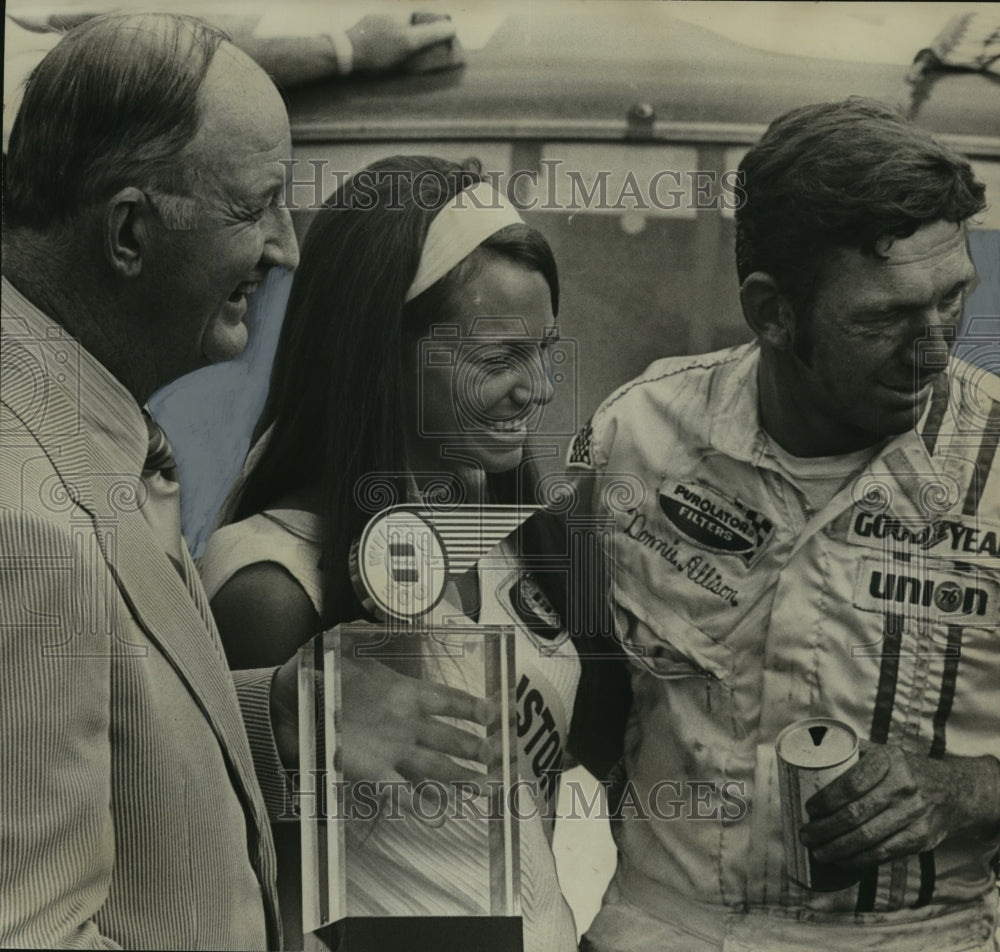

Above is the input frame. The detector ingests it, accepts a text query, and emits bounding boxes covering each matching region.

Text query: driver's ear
[740,271,796,351]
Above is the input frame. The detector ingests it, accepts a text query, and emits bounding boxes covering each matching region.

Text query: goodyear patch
[853,553,1000,628]
[657,481,775,567]
[846,510,1000,566]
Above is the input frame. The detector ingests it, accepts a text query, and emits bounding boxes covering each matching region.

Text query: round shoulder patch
[352,508,450,621]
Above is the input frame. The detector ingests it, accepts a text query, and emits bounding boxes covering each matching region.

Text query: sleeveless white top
[201,510,580,952]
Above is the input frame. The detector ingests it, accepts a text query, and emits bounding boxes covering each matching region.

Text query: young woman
[200,156,587,951]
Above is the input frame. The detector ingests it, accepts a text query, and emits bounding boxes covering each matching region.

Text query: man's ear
[740,272,796,351]
[103,187,153,279]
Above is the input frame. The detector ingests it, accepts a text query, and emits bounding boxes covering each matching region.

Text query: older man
[1,15,488,947]
[0,15,299,948]
[572,99,1000,951]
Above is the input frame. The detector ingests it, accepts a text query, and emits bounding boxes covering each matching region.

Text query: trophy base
[307,916,524,952]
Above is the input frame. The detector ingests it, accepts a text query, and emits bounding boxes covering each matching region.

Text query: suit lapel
[90,491,271,818]
[3,303,272,875]
[5,285,279,944]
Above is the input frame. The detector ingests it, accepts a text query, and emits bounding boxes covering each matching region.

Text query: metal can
[775,717,861,891]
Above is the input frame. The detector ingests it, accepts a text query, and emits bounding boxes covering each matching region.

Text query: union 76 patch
[852,553,1000,628]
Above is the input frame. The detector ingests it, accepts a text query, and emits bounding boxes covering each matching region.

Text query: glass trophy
[297,501,526,951]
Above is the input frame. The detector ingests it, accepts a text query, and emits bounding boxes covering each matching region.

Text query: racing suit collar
[864,375,953,524]
[707,342,772,466]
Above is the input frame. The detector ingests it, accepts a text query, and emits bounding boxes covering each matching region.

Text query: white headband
[405,182,525,302]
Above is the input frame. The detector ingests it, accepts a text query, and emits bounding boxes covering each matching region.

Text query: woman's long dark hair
[230,156,562,627]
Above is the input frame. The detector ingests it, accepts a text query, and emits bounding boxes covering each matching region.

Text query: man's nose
[263,206,300,272]
[512,349,555,407]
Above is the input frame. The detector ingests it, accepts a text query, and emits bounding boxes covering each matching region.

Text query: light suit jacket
[0,278,282,949]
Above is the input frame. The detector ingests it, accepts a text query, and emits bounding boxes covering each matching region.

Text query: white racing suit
[571,342,1000,952]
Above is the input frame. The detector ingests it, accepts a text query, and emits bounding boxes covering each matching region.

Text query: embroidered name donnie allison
[624,510,740,606]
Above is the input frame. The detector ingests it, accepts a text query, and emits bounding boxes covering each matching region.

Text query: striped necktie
[141,409,187,577]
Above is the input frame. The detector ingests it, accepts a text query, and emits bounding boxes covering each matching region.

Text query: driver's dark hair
[735,97,986,312]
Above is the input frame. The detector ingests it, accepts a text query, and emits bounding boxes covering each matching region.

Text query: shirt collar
[707,341,770,463]
[1,274,148,478]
